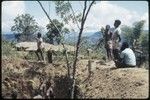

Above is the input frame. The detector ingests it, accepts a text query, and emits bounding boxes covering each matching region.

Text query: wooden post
[47,50,53,63]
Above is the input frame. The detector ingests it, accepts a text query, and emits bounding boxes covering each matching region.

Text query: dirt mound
[76,60,149,99]
[2,58,149,99]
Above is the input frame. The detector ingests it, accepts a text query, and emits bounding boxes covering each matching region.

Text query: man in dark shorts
[104,25,113,61]
[109,20,122,60]
[35,32,44,61]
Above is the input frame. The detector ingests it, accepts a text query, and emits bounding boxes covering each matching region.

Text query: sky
[1,1,149,34]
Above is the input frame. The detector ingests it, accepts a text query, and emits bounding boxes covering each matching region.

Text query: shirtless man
[104,25,113,61]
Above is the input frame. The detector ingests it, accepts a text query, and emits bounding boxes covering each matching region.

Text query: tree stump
[47,50,53,63]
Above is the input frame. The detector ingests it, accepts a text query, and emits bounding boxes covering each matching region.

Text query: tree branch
[37,1,61,36]
[37,0,71,77]
[83,1,95,23]
[81,1,87,25]
[71,1,95,99]
[68,1,80,30]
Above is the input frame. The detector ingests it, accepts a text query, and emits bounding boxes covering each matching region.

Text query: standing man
[109,20,122,60]
[36,32,44,61]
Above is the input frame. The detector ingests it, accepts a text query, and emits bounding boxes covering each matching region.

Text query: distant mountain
[86,31,103,44]
[64,31,103,45]
[2,29,148,44]
[64,29,148,45]
[2,33,15,41]
[2,31,100,43]
[143,30,148,33]
[64,32,78,43]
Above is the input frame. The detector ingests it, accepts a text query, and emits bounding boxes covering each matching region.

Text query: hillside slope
[2,58,149,99]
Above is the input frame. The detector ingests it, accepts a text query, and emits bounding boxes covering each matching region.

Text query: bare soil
[2,57,149,99]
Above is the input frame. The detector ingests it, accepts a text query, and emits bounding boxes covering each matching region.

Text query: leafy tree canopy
[11,14,39,42]
[46,19,69,44]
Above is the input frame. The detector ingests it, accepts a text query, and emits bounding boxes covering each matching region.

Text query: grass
[2,39,105,63]
[2,40,20,59]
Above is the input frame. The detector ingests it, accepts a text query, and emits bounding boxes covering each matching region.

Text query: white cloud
[2,1,25,33]
[2,1,148,34]
[34,16,49,33]
[84,1,148,32]
[141,12,149,30]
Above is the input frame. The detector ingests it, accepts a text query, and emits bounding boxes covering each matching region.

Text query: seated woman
[115,42,136,68]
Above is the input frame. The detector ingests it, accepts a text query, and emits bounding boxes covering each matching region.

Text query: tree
[132,20,145,50]
[37,1,71,77]
[139,32,149,53]
[95,27,105,50]
[54,1,82,29]
[54,1,96,98]
[11,14,39,42]
[121,21,148,68]
[121,20,145,49]
[46,19,69,44]
[37,1,96,98]
[121,25,133,45]
[133,20,145,41]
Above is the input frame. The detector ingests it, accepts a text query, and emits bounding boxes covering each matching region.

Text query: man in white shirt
[115,42,136,68]
[35,32,44,61]
[109,20,122,60]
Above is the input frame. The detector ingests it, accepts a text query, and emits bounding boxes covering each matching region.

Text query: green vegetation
[2,40,19,58]
[1,39,76,63]
[121,20,149,53]
[46,19,70,44]
[139,32,149,53]
[121,20,149,68]
[11,14,40,42]
[121,20,147,49]
[80,44,106,60]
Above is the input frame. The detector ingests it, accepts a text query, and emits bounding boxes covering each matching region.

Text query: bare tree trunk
[71,1,95,99]
[68,1,80,30]
[47,50,53,63]
[37,1,61,36]
[62,44,70,77]
[37,1,95,98]
[49,38,54,44]
[37,0,71,76]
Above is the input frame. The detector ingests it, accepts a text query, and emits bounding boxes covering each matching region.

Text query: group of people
[103,20,136,68]
[35,19,136,68]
